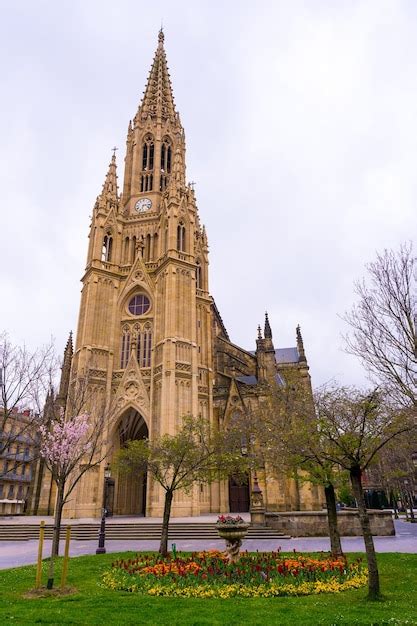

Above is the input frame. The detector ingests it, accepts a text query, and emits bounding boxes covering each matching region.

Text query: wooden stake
[35,521,45,588]
[61,525,71,589]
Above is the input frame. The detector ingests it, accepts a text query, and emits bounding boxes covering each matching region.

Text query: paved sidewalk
[0,513,251,525]
[0,520,415,570]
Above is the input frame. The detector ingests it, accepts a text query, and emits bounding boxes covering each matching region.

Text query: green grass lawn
[0,552,416,625]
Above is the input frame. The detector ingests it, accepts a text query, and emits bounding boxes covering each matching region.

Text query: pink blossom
[39,413,92,477]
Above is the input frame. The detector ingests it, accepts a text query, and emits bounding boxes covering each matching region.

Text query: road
[0,519,415,570]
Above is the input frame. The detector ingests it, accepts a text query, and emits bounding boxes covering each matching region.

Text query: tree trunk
[400,492,409,520]
[324,483,343,557]
[47,484,64,589]
[350,467,380,600]
[159,489,173,557]
[406,490,415,522]
[390,491,399,519]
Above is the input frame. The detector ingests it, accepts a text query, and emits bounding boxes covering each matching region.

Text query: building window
[101,234,113,262]
[160,137,172,191]
[160,138,172,173]
[153,232,159,259]
[124,237,130,263]
[141,174,153,192]
[196,260,202,289]
[136,324,152,368]
[17,485,23,500]
[177,223,186,252]
[120,327,131,369]
[146,233,152,262]
[128,294,151,316]
[7,485,14,499]
[0,485,3,498]
[142,134,154,171]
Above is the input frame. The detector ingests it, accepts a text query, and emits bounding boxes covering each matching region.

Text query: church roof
[275,347,299,363]
[236,375,258,385]
[248,347,299,363]
[236,372,285,386]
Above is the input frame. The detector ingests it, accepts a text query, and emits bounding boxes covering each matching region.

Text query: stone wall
[0,501,25,515]
[265,509,395,537]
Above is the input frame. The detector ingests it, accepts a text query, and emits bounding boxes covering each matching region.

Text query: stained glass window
[128,294,150,316]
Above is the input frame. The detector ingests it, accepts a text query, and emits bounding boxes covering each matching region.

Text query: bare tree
[250,378,345,557]
[0,332,56,478]
[368,435,417,521]
[314,384,416,600]
[344,244,417,407]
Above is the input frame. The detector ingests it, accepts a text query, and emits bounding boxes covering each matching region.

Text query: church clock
[135,197,152,212]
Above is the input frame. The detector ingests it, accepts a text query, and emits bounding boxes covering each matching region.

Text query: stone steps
[0,523,289,541]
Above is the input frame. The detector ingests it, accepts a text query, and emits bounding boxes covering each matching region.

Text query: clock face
[135,197,152,213]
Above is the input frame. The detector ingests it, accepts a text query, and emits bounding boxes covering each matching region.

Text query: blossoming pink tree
[39,410,107,589]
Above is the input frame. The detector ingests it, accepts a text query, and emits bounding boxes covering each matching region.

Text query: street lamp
[96,464,111,555]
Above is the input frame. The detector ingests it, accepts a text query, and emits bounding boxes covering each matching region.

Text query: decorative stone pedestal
[215,523,250,562]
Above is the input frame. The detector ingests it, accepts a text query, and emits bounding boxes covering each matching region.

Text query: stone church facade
[38,31,322,518]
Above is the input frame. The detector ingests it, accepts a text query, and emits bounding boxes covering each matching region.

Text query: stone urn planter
[215,515,250,562]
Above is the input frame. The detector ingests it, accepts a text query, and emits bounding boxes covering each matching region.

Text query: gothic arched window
[160,136,172,191]
[124,237,130,263]
[146,233,151,262]
[160,137,172,173]
[141,134,154,191]
[196,260,202,289]
[142,143,148,170]
[137,323,152,368]
[101,234,113,262]
[131,236,137,263]
[177,222,186,252]
[142,134,154,171]
[120,326,131,369]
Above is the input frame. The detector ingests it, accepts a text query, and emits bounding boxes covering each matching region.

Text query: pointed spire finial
[97,152,119,213]
[136,27,176,122]
[57,331,74,407]
[296,324,307,362]
[65,331,73,356]
[264,312,272,339]
[257,325,262,340]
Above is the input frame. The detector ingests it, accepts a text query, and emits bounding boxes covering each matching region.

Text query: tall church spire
[96,152,119,214]
[264,312,272,339]
[296,324,307,362]
[57,331,73,409]
[123,30,185,211]
[136,29,176,122]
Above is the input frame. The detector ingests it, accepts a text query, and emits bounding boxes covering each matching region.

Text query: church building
[38,31,321,518]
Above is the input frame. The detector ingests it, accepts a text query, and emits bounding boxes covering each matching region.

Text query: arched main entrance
[115,408,148,516]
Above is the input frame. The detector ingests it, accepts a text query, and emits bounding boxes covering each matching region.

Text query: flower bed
[102,551,367,598]
[216,515,246,525]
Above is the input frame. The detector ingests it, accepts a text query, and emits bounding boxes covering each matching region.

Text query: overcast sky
[0,0,414,388]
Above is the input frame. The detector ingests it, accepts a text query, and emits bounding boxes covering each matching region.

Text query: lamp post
[250,471,266,527]
[96,464,111,554]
